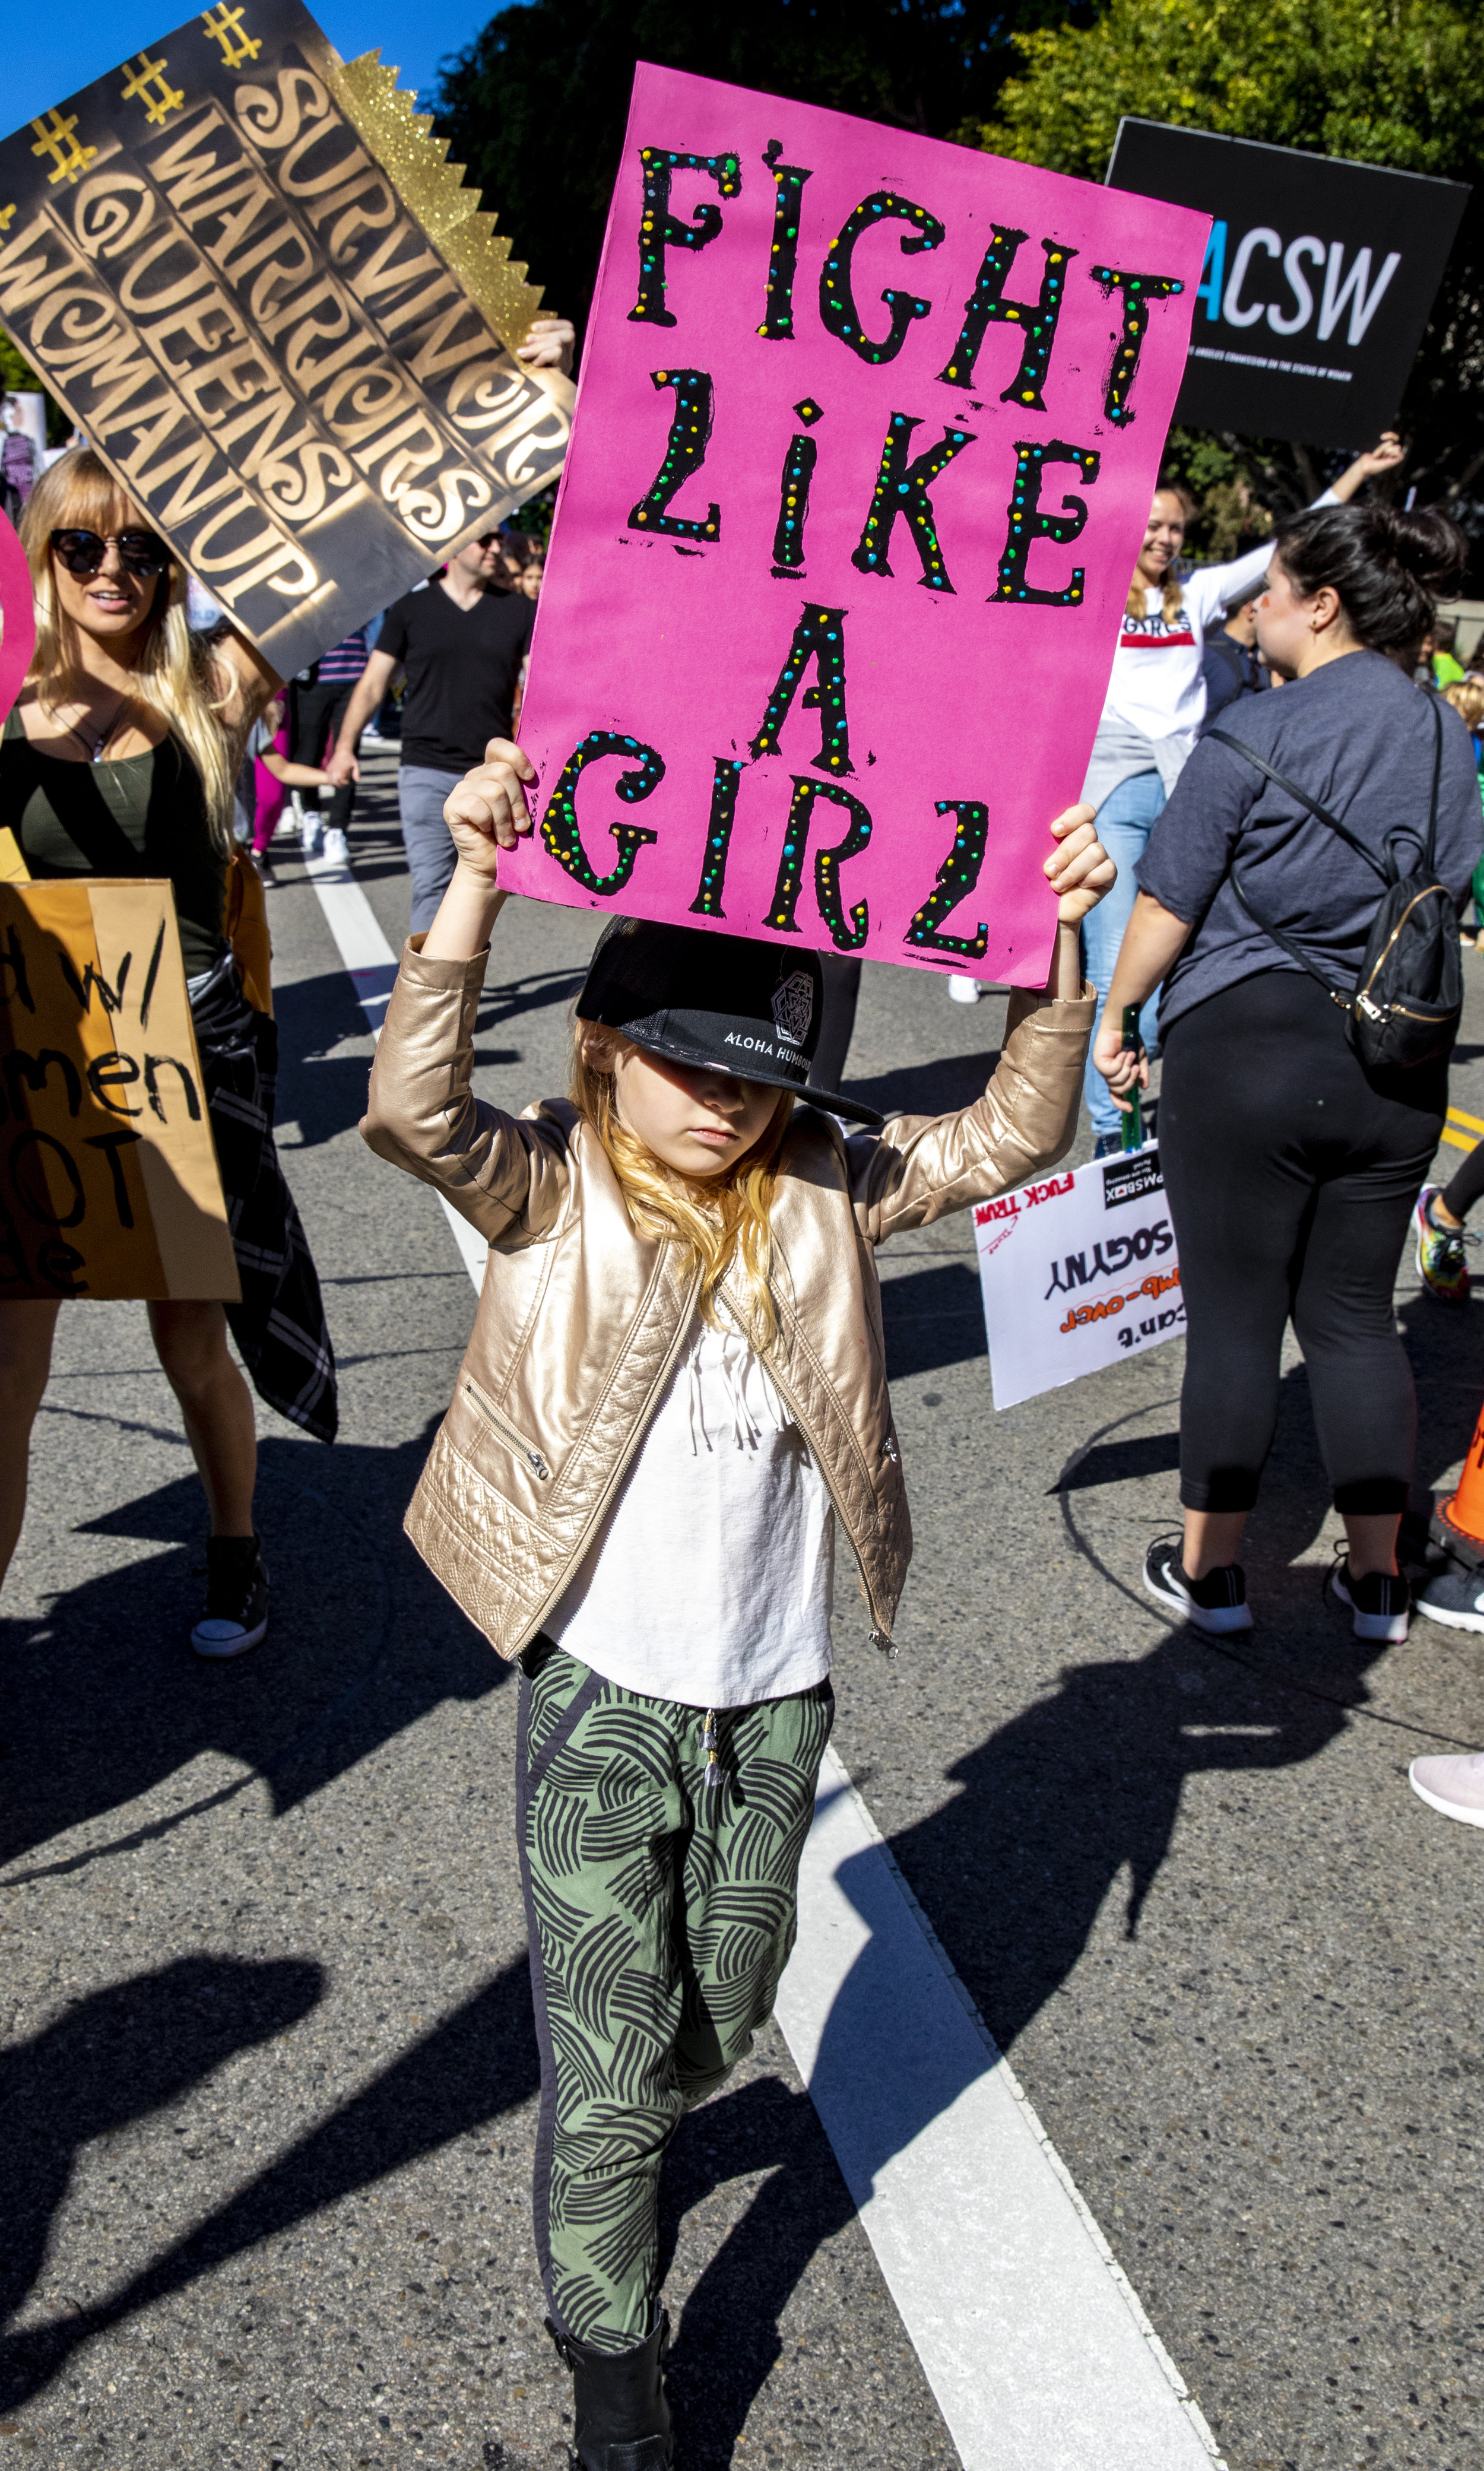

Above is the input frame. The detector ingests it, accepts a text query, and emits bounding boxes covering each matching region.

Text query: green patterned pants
[516,1639,833,2354]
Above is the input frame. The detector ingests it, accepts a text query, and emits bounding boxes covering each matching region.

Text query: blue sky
[4,1,499,134]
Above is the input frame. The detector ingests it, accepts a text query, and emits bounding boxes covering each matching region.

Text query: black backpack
[1207,696,1460,1071]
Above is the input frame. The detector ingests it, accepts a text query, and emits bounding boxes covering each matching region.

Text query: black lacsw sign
[1106,116,1470,448]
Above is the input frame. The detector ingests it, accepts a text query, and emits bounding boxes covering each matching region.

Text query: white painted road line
[304,851,1222,2471]
[777,1750,1225,2471]
[305,854,488,1287]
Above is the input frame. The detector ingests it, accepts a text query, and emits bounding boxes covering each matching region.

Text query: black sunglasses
[50,527,172,579]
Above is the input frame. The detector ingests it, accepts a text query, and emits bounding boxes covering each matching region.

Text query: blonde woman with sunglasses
[0,449,337,1656]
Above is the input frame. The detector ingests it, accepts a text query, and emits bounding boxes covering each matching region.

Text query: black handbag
[1207,697,1461,1070]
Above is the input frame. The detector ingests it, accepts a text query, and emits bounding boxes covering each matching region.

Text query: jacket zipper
[751,1324,899,1657]
[515,1263,706,1642]
[1358,884,1453,1020]
[462,1375,550,1479]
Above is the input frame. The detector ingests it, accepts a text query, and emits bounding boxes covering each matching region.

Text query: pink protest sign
[0,507,34,728]
[508,65,1209,985]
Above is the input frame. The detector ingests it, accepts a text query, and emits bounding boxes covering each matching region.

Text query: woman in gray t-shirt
[1092,499,1479,1655]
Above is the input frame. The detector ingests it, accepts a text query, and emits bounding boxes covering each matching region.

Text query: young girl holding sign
[362,740,1111,2469]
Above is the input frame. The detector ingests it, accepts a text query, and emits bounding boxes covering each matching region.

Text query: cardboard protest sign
[0,878,239,1301]
[0,2,572,674]
[975,1143,1181,1409]
[1108,120,1470,452]
[508,65,1207,985]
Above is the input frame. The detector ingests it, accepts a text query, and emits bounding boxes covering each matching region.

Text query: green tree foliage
[433,0,1086,338]
[0,334,68,444]
[0,335,34,393]
[963,0,1484,522]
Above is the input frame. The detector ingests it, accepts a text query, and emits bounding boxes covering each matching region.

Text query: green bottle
[1120,1003,1144,1152]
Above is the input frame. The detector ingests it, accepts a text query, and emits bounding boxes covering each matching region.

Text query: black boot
[190,1535,269,1660]
[546,2310,673,2471]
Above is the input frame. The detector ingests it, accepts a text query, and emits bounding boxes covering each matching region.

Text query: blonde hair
[569,1024,794,1351]
[1128,483,1196,624]
[20,449,236,853]
[1444,677,1484,729]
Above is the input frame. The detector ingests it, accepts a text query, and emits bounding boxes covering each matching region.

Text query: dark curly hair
[1272,501,1468,655]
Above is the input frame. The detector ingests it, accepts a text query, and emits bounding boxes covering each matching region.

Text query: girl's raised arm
[421,738,538,962]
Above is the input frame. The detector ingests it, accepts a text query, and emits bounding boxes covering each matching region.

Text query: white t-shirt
[544,1309,835,1708]
[1082,493,1339,807]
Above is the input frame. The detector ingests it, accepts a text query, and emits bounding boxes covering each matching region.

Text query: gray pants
[399,765,462,934]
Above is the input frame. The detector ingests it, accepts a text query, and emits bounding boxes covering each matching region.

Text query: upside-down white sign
[974,1141,1183,1410]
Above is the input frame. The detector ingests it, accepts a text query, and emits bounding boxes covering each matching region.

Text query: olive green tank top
[1,706,228,979]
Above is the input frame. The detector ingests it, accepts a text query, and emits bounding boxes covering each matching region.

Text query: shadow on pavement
[0,1957,539,2413]
[2,1956,324,2333]
[884,1289,1484,2062]
[265,965,586,1149]
[841,1045,1000,1122]
[658,2077,854,2470]
[879,1261,987,1380]
[8,1254,1480,2435]
[1,1423,503,1872]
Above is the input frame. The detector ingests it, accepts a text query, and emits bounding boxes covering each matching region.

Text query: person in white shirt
[1079,433,1405,1151]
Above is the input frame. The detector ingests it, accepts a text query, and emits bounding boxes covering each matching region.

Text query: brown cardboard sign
[0,2,573,673]
[0,878,240,1301]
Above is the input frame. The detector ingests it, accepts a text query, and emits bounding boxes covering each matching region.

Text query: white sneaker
[948,975,982,1004]
[321,827,350,866]
[1409,1752,1484,1826]
[361,727,386,744]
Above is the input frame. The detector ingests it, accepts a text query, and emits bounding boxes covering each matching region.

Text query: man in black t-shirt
[327,533,535,928]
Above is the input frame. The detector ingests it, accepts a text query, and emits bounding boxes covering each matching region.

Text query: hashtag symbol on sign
[29,111,99,188]
[121,53,186,125]
[199,5,262,68]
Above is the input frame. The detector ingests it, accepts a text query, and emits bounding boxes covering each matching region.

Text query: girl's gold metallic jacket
[362,939,1094,1660]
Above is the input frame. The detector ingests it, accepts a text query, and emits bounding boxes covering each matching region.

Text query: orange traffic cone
[1435,1395,1484,1566]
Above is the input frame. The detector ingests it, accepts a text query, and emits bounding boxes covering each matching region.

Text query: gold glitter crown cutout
[324,48,546,354]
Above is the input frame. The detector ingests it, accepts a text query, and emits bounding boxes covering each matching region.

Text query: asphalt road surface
[2,746,1482,2471]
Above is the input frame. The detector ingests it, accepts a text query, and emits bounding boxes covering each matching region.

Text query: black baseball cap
[576,919,883,1127]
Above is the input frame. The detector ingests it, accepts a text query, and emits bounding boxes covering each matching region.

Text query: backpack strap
[1423,689,1444,871]
[1206,726,1394,885]
[1228,869,1352,1008]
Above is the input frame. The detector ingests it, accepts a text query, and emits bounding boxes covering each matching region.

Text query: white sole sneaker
[190,1612,268,1658]
[1417,1597,1484,1632]
[1409,1762,1484,1826]
[947,977,981,1004]
[1330,1569,1409,1644]
[1142,1547,1253,1634]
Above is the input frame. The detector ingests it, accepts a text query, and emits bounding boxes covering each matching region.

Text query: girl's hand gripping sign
[508,66,1208,987]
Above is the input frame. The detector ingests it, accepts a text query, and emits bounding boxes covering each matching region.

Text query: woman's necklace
[46,694,131,765]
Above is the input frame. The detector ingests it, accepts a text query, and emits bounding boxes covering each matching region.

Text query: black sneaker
[1143,1536,1252,1633]
[1328,1559,1409,1644]
[1415,1562,1484,1633]
[191,1535,269,1659]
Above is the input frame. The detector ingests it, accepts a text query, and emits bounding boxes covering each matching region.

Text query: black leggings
[1159,970,1445,1516]
[1442,1135,1484,1220]
[288,677,356,832]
